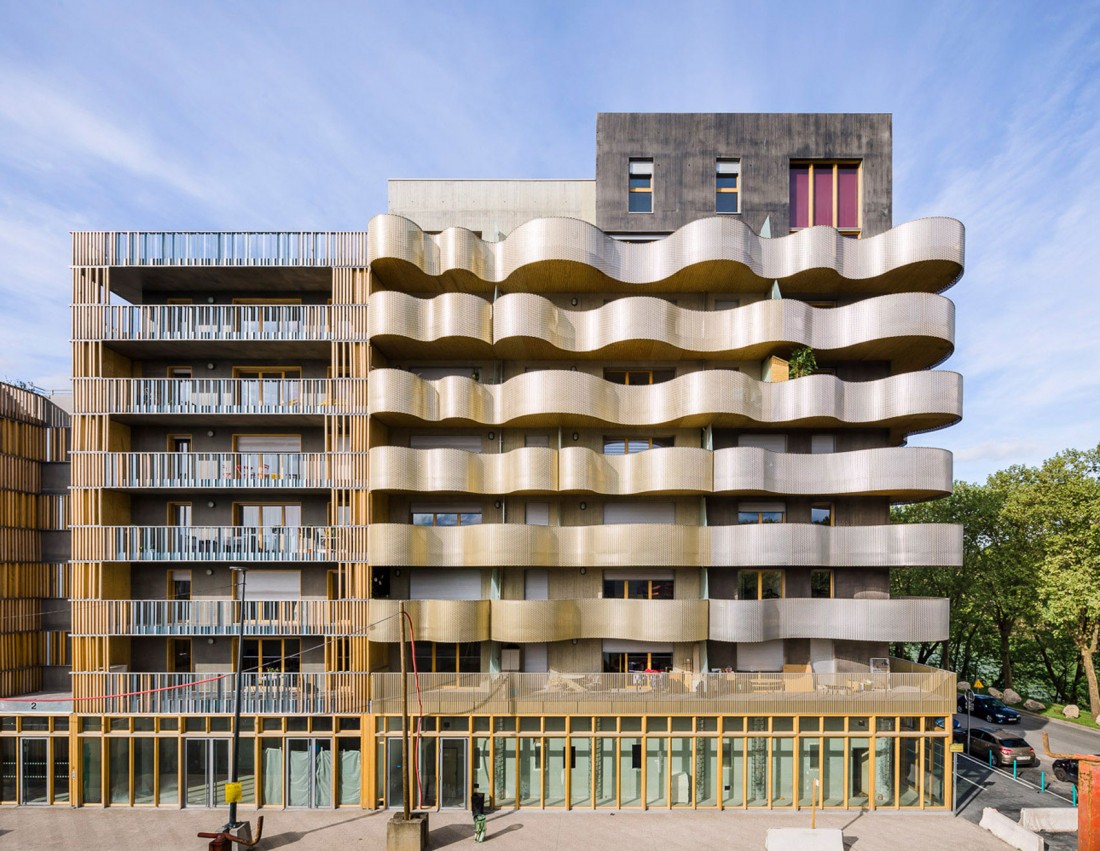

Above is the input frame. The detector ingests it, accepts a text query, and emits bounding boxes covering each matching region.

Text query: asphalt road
[954,707,1099,795]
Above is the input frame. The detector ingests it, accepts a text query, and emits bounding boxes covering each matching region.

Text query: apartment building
[0,382,70,805]
[4,112,964,813]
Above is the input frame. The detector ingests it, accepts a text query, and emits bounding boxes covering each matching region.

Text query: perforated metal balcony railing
[72,230,369,267]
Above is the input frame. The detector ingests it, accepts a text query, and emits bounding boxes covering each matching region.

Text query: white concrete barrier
[979,808,1043,851]
[765,828,844,851]
[1019,807,1078,833]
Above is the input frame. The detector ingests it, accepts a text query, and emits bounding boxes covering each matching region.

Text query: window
[715,158,740,213]
[628,158,653,213]
[167,502,192,526]
[233,366,302,407]
[811,570,833,599]
[234,503,302,527]
[810,434,836,454]
[811,503,834,526]
[411,510,482,526]
[789,162,861,234]
[602,573,674,600]
[167,638,192,673]
[409,434,482,452]
[714,299,740,311]
[414,641,480,674]
[738,434,787,453]
[167,434,192,453]
[738,501,785,524]
[603,651,672,673]
[603,437,672,455]
[524,434,551,448]
[737,570,784,600]
[167,366,192,378]
[167,569,191,601]
[244,638,300,674]
[603,368,675,385]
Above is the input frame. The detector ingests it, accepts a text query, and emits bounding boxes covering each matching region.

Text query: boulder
[1063,704,1079,719]
[1023,699,1045,712]
[957,681,971,692]
[988,687,1004,699]
[1003,688,1022,705]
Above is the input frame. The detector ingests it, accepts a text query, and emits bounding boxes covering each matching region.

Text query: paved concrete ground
[0,806,1019,850]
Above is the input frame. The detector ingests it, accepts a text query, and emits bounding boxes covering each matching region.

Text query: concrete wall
[388,179,597,240]
[595,113,892,236]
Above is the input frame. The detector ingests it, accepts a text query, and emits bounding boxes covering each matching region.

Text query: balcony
[72,451,365,491]
[368,289,954,371]
[72,230,369,267]
[708,597,950,643]
[491,599,708,643]
[368,665,956,717]
[71,598,374,637]
[367,522,962,569]
[71,672,369,715]
[367,445,952,501]
[74,378,368,419]
[72,304,368,344]
[367,214,964,295]
[69,665,955,716]
[367,368,962,438]
[72,525,368,563]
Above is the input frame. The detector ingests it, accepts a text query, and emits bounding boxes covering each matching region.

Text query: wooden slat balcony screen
[74,378,368,415]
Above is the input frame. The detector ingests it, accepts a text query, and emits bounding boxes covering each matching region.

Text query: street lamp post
[226,566,248,832]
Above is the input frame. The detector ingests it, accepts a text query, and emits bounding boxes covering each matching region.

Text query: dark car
[966,729,1037,767]
[957,693,1021,724]
[1052,758,1078,784]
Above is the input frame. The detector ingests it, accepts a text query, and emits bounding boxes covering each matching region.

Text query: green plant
[788,346,818,379]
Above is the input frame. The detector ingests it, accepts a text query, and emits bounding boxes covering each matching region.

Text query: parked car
[1052,758,1079,784]
[957,693,1021,724]
[966,728,1037,767]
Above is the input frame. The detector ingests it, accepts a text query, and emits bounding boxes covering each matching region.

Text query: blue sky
[1,1,1097,483]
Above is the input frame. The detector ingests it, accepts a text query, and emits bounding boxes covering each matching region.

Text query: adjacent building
[5,112,964,812]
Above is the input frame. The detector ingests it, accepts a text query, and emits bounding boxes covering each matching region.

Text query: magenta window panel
[813,168,834,227]
[789,166,809,228]
[837,166,859,229]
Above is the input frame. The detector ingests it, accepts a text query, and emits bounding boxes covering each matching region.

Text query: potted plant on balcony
[788,346,818,379]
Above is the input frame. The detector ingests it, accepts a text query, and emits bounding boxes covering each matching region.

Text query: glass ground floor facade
[0,712,949,810]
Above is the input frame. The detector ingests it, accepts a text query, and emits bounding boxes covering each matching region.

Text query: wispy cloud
[1,1,1098,483]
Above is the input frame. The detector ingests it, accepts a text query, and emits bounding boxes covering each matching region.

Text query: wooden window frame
[230,366,302,379]
[601,577,674,600]
[167,637,192,673]
[166,297,192,305]
[166,433,192,452]
[166,501,192,526]
[166,366,192,378]
[790,160,862,236]
[602,650,673,673]
[243,637,301,674]
[737,509,786,524]
[736,569,786,601]
[414,641,480,674]
[232,501,303,527]
[603,368,674,386]
[602,436,673,455]
[811,502,835,526]
[166,569,192,600]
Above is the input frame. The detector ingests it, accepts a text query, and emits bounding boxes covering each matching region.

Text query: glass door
[287,738,332,808]
[185,739,229,807]
[440,739,467,808]
[20,738,48,805]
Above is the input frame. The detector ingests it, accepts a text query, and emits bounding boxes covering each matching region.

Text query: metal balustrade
[72,672,370,714]
[71,598,372,636]
[74,378,368,415]
[72,525,368,562]
[72,230,369,267]
[72,304,368,342]
[70,665,954,716]
[72,451,364,490]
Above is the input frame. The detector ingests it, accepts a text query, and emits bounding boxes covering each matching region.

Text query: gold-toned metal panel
[365,599,490,643]
[368,368,963,437]
[708,598,950,643]
[367,214,965,295]
[369,446,556,493]
[367,522,962,568]
[491,598,708,643]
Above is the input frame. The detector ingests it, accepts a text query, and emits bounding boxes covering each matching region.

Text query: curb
[1018,708,1100,736]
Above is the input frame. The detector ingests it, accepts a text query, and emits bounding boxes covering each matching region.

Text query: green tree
[1008,446,1100,713]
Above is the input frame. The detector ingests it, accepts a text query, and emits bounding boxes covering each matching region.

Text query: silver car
[967,728,1037,767]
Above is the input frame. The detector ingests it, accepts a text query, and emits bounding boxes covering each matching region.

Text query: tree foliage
[891,445,1100,712]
